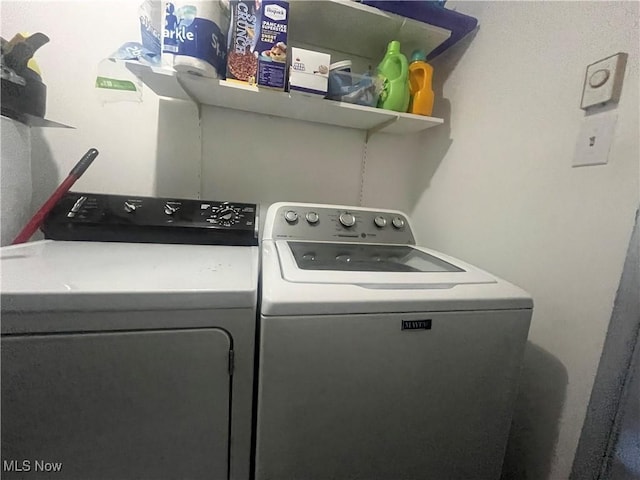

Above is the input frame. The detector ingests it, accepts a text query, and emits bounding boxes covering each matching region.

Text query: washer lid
[1,241,259,312]
[262,241,533,315]
[276,241,497,286]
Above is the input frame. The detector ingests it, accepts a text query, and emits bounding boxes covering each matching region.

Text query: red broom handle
[12,148,99,245]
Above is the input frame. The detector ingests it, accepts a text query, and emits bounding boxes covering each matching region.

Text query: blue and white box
[289,47,331,97]
[162,1,228,78]
[255,0,289,90]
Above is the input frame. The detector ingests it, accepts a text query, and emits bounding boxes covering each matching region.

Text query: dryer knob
[339,212,356,227]
[123,201,137,213]
[392,216,405,229]
[164,204,179,215]
[284,210,298,224]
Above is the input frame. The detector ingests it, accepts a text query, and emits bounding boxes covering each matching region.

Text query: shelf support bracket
[366,115,400,143]
[176,74,202,119]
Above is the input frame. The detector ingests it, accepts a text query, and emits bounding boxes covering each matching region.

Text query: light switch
[573,113,617,167]
[580,53,627,110]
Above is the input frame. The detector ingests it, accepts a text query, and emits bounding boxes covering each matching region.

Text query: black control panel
[42,192,258,246]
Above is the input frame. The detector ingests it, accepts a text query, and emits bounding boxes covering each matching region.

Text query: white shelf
[288,0,451,60]
[127,62,443,136]
[3,113,74,129]
[125,0,451,136]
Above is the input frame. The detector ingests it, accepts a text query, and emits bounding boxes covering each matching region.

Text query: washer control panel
[272,205,415,244]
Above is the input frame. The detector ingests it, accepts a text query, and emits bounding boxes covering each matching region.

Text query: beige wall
[1,1,167,207]
[410,2,639,478]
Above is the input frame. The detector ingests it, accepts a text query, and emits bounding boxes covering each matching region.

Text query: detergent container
[408,49,434,116]
[376,40,409,112]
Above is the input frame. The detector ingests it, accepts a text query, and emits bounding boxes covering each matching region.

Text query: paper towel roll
[174,55,217,78]
[163,1,229,78]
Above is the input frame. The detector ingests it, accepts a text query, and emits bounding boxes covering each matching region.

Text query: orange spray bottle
[408,49,434,116]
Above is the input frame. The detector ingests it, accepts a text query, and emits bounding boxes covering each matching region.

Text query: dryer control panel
[42,192,259,246]
[271,205,415,244]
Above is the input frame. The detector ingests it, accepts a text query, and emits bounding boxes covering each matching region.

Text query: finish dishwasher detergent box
[289,47,330,96]
[254,0,289,90]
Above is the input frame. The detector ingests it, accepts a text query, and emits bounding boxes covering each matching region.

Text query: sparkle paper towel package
[139,0,162,56]
[162,1,229,78]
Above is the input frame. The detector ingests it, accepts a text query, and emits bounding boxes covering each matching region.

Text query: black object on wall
[1,33,49,122]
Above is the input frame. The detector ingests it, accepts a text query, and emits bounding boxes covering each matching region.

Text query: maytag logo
[402,319,432,330]
[265,4,286,21]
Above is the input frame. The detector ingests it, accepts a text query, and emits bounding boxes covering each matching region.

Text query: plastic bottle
[376,41,410,112]
[408,49,434,116]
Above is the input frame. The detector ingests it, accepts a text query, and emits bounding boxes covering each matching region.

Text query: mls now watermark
[3,459,63,473]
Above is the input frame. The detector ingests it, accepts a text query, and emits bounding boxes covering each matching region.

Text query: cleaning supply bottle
[408,49,434,116]
[376,40,410,112]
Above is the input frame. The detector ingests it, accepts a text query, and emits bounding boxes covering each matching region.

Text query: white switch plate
[581,53,627,110]
[573,113,617,167]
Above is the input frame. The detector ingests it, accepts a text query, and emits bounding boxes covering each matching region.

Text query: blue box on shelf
[255,0,289,90]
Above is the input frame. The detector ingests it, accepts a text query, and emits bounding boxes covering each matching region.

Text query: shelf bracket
[365,115,400,143]
[176,73,203,119]
[396,17,407,41]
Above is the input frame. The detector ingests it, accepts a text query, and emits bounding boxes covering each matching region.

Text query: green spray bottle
[376,40,410,112]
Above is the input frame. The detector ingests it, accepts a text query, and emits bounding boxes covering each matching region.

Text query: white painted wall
[200,106,365,209]
[199,107,421,218]
[1,0,162,208]
[361,132,423,212]
[410,2,639,479]
[1,117,32,245]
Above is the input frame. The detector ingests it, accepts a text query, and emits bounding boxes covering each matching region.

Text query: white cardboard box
[289,47,330,97]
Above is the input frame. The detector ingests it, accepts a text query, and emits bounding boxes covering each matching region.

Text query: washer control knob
[374,216,387,228]
[284,210,298,223]
[123,201,137,213]
[306,211,319,224]
[339,212,356,227]
[392,216,405,229]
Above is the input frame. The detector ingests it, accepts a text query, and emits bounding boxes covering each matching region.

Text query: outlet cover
[573,113,617,167]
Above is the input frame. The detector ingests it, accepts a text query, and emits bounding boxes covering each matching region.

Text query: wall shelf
[126,62,443,136]
[1,110,73,128]
[124,0,465,137]
[288,0,451,59]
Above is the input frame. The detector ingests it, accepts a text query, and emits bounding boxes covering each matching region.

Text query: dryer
[1,194,259,480]
[256,202,533,480]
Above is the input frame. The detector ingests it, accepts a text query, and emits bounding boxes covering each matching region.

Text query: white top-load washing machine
[1,193,259,480]
[256,202,533,480]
